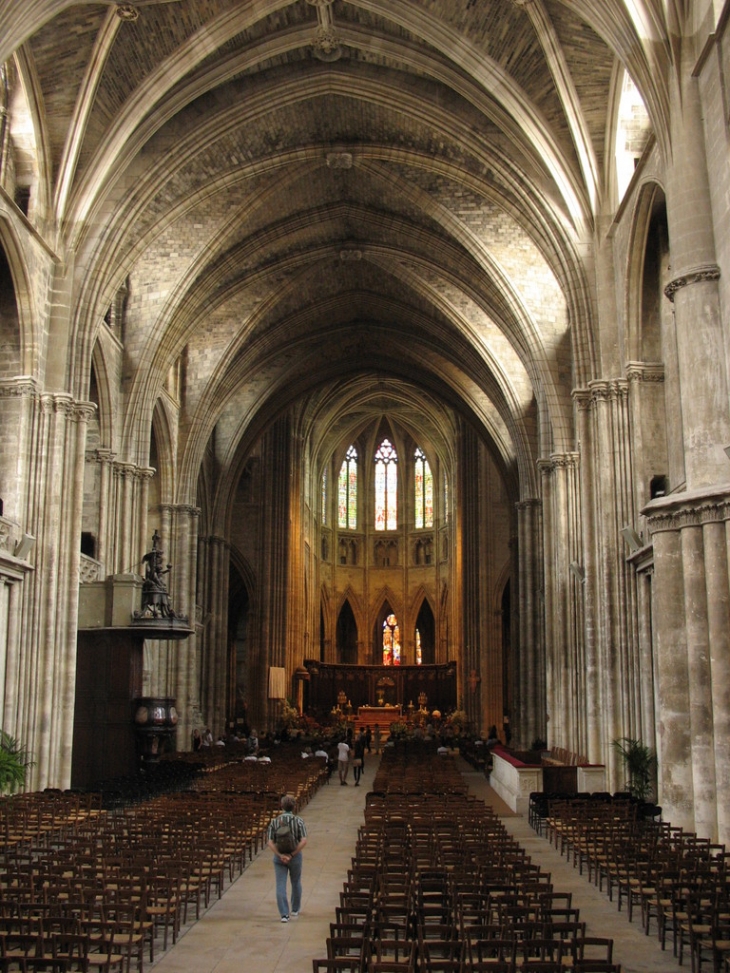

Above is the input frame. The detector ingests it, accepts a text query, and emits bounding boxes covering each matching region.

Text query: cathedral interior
[0,0,729,844]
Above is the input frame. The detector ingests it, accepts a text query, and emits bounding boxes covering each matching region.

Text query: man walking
[267,794,308,922]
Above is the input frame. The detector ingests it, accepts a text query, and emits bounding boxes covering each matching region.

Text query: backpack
[274,812,297,854]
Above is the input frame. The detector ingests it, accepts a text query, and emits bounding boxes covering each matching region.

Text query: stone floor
[150,756,682,973]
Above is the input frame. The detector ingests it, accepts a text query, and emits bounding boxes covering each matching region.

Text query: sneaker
[291,911,299,918]
[281,916,289,922]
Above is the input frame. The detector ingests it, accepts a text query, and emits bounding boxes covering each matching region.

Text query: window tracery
[414,447,433,529]
[338,445,357,529]
[382,613,401,665]
[374,438,397,530]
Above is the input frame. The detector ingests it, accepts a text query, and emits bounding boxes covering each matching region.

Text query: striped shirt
[267,811,307,846]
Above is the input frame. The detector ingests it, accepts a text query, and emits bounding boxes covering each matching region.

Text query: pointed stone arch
[228,548,257,729]
[411,590,436,666]
[372,588,402,665]
[0,218,34,377]
[151,398,177,505]
[336,598,359,665]
[89,339,113,449]
[319,584,332,662]
[624,179,670,508]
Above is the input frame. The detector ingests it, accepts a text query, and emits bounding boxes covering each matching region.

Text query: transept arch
[0,220,34,376]
[0,242,22,379]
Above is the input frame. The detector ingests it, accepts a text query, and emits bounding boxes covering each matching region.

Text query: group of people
[335,723,381,785]
[191,726,260,752]
[268,723,386,922]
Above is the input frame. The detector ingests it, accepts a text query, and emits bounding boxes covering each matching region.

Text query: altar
[356,705,403,732]
[300,660,457,718]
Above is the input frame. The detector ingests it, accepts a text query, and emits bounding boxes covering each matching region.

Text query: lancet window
[414,447,433,529]
[374,438,398,530]
[338,445,358,529]
[383,613,401,665]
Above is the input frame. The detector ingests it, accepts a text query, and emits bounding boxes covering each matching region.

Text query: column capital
[572,388,592,411]
[645,488,730,534]
[588,379,628,402]
[550,452,580,470]
[71,401,97,423]
[0,377,40,399]
[664,263,720,302]
[626,361,665,383]
[40,392,74,416]
[93,448,117,465]
[160,503,201,518]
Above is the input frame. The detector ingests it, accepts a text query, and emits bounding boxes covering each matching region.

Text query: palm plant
[0,731,33,794]
[611,736,656,801]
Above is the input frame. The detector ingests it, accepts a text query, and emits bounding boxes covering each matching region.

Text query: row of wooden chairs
[539,792,730,973]
[0,746,330,972]
[314,748,620,973]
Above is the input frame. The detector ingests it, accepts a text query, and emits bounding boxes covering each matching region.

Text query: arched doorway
[414,599,435,665]
[336,599,358,664]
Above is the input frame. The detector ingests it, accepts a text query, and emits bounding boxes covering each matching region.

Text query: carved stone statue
[139,530,175,618]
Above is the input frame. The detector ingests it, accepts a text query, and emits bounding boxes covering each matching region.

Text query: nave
[150,756,681,973]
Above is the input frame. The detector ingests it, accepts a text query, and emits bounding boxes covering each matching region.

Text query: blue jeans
[273,853,303,917]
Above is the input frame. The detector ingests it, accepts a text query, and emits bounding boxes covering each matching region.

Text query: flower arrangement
[388,721,408,740]
[446,709,468,732]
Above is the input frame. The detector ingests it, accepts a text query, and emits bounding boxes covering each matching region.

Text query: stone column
[516,498,543,748]
[706,519,730,845]
[459,424,482,728]
[201,533,228,738]
[645,490,730,841]
[574,390,600,762]
[681,521,716,840]
[287,433,305,673]
[539,454,581,753]
[171,504,201,750]
[664,49,729,490]
[36,394,74,787]
[538,461,555,747]
[0,378,39,523]
[95,449,116,573]
[250,418,291,730]
[56,401,95,785]
[2,580,22,722]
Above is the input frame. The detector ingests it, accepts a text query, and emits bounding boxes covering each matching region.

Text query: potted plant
[0,731,33,794]
[612,736,657,801]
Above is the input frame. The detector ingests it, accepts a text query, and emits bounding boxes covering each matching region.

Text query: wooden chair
[313,959,366,973]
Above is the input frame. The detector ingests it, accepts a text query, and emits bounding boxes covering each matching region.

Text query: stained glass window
[321,466,328,525]
[415,628,422,665]
[374,438,398,530]
[338,445,358,529]
[414,447,433,529]
[383,613,401,665]
[444,471,449,523]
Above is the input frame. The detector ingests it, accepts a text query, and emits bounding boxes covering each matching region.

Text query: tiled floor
[150,757,683,973]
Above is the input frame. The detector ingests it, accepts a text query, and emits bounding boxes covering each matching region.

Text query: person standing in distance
[267,794,308,922]
[336,736,351,785]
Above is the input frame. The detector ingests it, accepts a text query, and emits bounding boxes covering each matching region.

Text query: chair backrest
[313,959,365,973]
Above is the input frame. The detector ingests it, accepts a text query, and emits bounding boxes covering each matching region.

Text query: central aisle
[151,759,375,973]
[151,753,683,973]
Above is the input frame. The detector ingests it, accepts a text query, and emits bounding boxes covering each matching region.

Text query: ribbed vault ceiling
[4,0,666,504]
